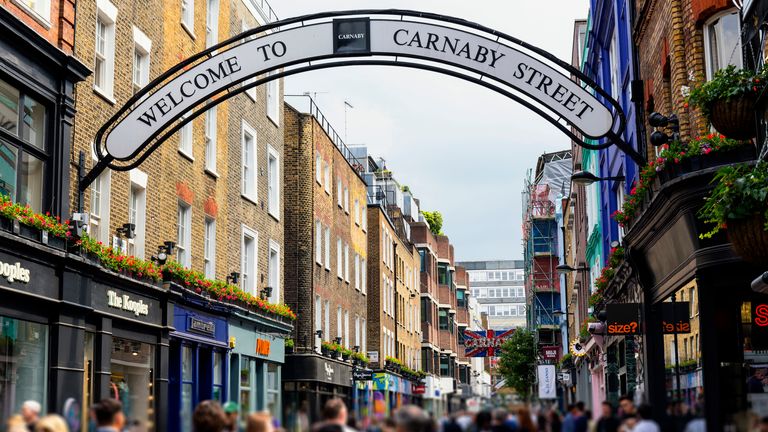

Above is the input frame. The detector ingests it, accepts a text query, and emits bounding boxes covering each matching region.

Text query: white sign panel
[537,364,557,399]
[104,19,613,161]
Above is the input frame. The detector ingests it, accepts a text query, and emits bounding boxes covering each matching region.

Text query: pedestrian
[595,402,619,432]
[474,411,492,432]
[247,412,274,432]
[297,401,311,432]
[193,400,228,432]
[631,405,659,432]
[515,408,535,432]
[490,408,515,432]
[223,401,241,432]
[616,396,636,432]
[573,403,587,432]
[562,405,574,432]
[393,405,433,432]
[748,368,767,393]
[759,416,768,432]
[7,415,28,432]
[20,400,42,432]
[92,399,125,432]
[548,408,562,432]
[34,415,68,432]
[313,398,356,432]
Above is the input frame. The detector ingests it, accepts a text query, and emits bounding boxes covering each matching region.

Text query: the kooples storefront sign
[107,290,150,317]
[0,260,31,283]
[104,19,612,161]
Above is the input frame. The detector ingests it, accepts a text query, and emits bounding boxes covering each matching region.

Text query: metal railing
[247,0,279,24]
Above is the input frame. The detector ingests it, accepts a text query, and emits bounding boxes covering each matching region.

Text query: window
[241,226,258,294]
[0,316,48,423]
[336,238,343,279]
[704,11,743,79]
[337,180,343,207]
[205,0,219,48]
[324,301,330,338]
[354,254,360,290]
[344,310,349,347]
[127,170,147,258]
[204,106,217,172]
[616,186,625,242]
[204,218,216,279]
[268,241,280,303]
[94,1,117,99]
[17,0,51,23]
[337,307,342,339]
[324,227,331,270]
[419,250,426,272]
[89,151,111,243]
[439,309,448,330]
[344,243,350,282]
[267,145,279,218]
[179,113,193,156]
[362,319,367,353]
[240,20,257,101]
[266,71,280,124]
[315,295,322,338]
[316,155,322,185]
[362,207,367,231]
[241,121,257,200]
[361,258,367,294]
[355,315,360,347]
[176,202,191,267]
[344,187,349,213]
[355,199,360,225]
[610,35,620,99]
[181,0,194,35]
[132,27,151,94]
[315,220,322,265]
[438,263,449,285]
[324,163,330,194]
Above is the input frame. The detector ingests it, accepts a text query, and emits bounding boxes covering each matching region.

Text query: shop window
[204,106,217,173]
[212,351,223,402]
[266,363,279,414]
[241,121,257,201]
[205,0,219,49]
[177,202,191,267]
[704,10,743,79]
[239,357,253,423]
[0,316,48,422]
[204,217,216,279]
[267,145,279,218]
[94,1,117,99]
[180,345,194,432]
[0,78,47,213]
[268,240,280,303]
[111,337,154,432]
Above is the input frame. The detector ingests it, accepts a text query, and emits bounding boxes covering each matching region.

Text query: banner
[463,328,515,357]
[537,364,557,399]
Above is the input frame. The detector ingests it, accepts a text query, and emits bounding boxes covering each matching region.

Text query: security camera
[587,322,605,334]
[752,271,768,295]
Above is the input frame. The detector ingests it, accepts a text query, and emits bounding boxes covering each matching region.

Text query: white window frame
[241,121,257,202]
[128,169,147,259]
[337,180,343,207]
[181,0,195,37]
[315,220,323,265]
[344,187,349,213]
[324,300,330,339]
[266,71,280,125]
[324,227,331,270]
[205,0,219,49]
[361,258,366,294]
[703,10,743,80]
[204,105,218,174]
[132,26,152,94]
[241,225,259,295]
[344,243,350,283]
[337,238,343,279]
[204,217,216,279]
[362,208,367,232]
[177,202,192,267]
[315,295,323,339]
[324,163,331,194]
[14,0,52,27]
[344,310,350,348]
[337,306,343,339]
[609,34,620,100]
[94,0,117,101]
[179,112,193,157]
[354,254,360,290]
[268,240,280,303]
[89,155,111,244]
[362,319,367,354]
[267,145,280,219]
[316,155,322,185]
[354,199,360,226]
[240,20,258,101]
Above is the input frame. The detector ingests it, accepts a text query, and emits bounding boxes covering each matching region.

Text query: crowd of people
[5,395,768,432]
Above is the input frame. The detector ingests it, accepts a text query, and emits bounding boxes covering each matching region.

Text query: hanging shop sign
[256,338,271,356]
[606,303,641,335]
[537,364,557,399]
[463,328,515,357]
[540,346,560,361]
[661,302,691,334]
[412,384,426,394]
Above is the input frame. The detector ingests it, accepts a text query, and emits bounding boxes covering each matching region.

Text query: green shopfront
[228,311,289,427]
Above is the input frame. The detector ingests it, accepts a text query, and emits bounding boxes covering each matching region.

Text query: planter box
[18,224,41,242]
[42,231,66,250]
[0,217,12,233]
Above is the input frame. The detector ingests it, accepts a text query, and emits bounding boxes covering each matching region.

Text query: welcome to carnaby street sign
[83,10,638,192]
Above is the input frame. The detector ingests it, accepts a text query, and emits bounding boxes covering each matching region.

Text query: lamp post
[570,171,626,186]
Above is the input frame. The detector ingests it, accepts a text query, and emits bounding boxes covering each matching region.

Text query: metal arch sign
[84,10,638,191]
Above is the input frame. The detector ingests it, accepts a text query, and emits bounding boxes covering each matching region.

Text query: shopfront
[228,311,287,426]
[352,371,373,428]
[283,355,353,424]
[168,302,230,432]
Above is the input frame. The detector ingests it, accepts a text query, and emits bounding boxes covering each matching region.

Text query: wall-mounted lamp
[570,171,625,186]
[315,330,323,339]
[334,336,343,345]
[116,223,136,240]
[151,241,175,265]
[556,264,591,275]
[649,112,679,146]
[353,345,360,353]
[260,286,273,300]
[226,272,240,285]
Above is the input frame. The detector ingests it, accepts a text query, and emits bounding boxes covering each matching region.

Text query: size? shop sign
[107,290,149,317]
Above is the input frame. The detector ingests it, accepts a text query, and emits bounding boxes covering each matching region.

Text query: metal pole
[672,293,681,401]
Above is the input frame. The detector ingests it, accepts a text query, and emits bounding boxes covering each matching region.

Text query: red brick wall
[1,0,76,54]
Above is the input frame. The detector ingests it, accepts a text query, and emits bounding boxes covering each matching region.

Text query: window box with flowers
[76,234,163,284]
[0,194,71,250]
[688,65,768,139]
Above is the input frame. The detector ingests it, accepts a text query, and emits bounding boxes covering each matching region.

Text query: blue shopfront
[169,304,229,432]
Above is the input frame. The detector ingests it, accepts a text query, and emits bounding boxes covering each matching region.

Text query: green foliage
[698,161,768,238]
[285,338,294,349]
[401,185,411,193]
[422,210,444,236]
[497,329,536,401]
[559,352,573,368]
[688,65,768,116]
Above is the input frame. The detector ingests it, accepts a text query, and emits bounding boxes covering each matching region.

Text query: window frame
[324,226,331,270]
[204,217,216,279]
[315,220,322,265]
[176,201,192,267]
[268,240,280,303]
[241,225,259,295]
[205,0,219,49]
[267,144,280,219]
[93,0,117,101]
[132,26,152,95]
[180,0,195,38]
[241,121,257,202]
[128,169,147,259]
[204,105,218,174]
[266,71,280,125]
[703,9,743,80]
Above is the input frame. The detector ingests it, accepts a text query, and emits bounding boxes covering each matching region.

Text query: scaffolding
[522,151,572,345]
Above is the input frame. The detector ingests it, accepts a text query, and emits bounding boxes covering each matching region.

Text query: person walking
[20,401,41,432]
[193,400,228,432]
[313,398,357,432]
[34,415,68,432]
[246,412,274,432]
[515,408,535,432]
[595,402,619,432]
[573,403,587,432]
[223,402,241,432]
[393,405,433,432]
[92,399,125,432]
[631,405,660,432]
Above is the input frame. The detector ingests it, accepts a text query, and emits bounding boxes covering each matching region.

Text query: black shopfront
[283,354,353,423]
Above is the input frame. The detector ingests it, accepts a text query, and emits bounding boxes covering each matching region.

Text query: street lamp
[555,264,590,275]
[571,171,625,186]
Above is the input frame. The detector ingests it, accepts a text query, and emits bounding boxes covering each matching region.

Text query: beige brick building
[365,204,421,370]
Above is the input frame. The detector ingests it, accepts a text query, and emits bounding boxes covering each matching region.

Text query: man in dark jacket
[595,402,620,432]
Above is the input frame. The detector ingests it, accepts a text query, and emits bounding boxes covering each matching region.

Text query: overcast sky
[277,1,589,261]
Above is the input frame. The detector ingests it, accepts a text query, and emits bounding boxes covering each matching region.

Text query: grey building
[457,260,526,330]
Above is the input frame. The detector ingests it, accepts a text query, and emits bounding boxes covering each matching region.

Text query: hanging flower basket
[709,94,757,140]
[727,213,768,265]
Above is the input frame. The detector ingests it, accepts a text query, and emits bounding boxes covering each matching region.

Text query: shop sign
[368,351,379,363]
[256,338,271,356]
[107,290,149,317]
[537,364,557,399]
[463,328,515,357]
[353,369,373,381]
[606,303,641,335]
[661,302,691,334]
[412,384,426,394]
[324,362,335,381]
[188,317,215,336]
[0,260,30,284]
[541,346,560,361]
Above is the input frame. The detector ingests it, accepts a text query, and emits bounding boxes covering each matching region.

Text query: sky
[277,0,590,261]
